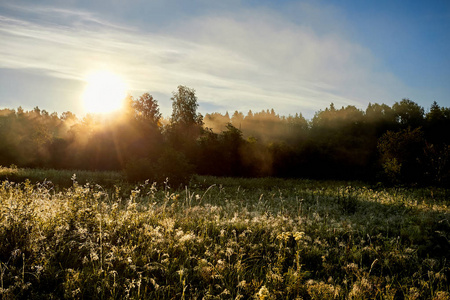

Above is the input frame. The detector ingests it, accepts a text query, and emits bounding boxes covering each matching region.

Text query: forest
[0,85,449,186]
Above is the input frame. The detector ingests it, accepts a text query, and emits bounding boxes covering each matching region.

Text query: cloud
[162,8,408,111]
[0,2,410,118]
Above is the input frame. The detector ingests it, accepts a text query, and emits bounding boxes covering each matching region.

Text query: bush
[154,148,194,187]
[125,158,156,182]
[125,149,194,186]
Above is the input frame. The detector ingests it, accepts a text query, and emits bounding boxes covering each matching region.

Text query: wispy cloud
[0,2,409,117]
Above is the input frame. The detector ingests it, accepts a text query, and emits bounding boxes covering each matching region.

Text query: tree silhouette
[170,85,203,127]
[393,99,425,128]
[132,93,162,126]
[167,85,204,166]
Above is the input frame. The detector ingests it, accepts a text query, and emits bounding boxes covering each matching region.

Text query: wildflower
[346,263,359,272]
[237,280,246,288]
[72,288,81,297]
[434,291,450,300]
[307,280,341,299]
[90,251,99,261]
[293,231,305,241]
[434,272,446,281]
[82,256,89,265]
[255,285,270,300]
[221,289,230,295]
[179,232,196,244]
[408,287,420,300]
[176,268,185,278]
[77,226,88,238]
[349,277,373,299]
[11,249,21,258]
[149,278,160,290]
[160,218,175,233]
[276,232,290,242]
[267,271,283,284]
[33,265,44,274]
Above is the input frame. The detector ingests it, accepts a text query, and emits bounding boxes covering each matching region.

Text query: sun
[82,70,128,114]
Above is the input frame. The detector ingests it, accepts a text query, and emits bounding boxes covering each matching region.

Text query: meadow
[0,167,449,299]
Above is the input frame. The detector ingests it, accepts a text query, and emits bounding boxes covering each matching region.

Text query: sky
[0,0,449,120]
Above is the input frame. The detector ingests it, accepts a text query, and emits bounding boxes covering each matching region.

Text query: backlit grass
[0,171,449,298]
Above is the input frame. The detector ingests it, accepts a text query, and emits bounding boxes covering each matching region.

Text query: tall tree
[132,93,162,126]
[168,85,203,164]
[392,99,424,128]
[170,85,203,127]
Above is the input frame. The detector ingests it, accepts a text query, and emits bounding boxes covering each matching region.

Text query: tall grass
[0,166,124,187]
[0,171,448,298]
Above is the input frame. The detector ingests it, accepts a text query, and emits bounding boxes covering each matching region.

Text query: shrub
[154,148,194,187]
[124,158,156,182]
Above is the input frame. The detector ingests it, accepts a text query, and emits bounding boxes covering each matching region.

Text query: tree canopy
[170,85,203,127]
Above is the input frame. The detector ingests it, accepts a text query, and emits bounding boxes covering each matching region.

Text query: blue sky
[0,0,449,119]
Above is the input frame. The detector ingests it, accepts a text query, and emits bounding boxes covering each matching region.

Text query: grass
[0,165,124,188]
[0,168,449,299]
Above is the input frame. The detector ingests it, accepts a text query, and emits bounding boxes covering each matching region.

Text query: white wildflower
[255,285,270,300]
[90,251,99,261]
[179,232,196,244]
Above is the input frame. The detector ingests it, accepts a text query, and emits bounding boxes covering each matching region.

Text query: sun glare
[82,70,128,114]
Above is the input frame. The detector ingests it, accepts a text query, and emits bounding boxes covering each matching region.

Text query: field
[0,167,449,299]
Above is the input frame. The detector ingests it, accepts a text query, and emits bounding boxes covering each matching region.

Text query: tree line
[0,85,449,186]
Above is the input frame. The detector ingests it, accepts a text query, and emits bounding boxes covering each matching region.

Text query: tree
[392,99,424,128]
[170,85,203,127]
[132,93,162,126]
[220,123,245,176]
[365,103,397,136]
[111,93,164,169]
[231,111,244,128]
[61,111,77,122]
[167,85,203,164]
[378,127,425,183]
